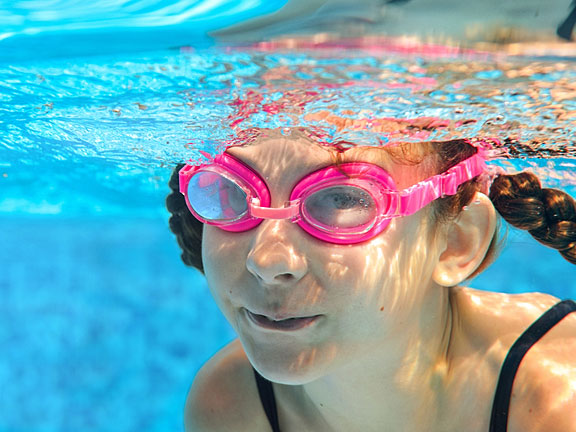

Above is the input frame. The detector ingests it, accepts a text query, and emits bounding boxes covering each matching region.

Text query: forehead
[226,129,431,189]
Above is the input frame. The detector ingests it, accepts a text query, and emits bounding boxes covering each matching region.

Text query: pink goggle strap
[398,139,491,216]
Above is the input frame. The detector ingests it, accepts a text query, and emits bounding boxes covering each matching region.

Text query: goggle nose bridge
[248,198,302,221]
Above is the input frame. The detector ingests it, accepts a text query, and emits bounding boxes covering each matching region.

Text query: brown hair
[165,139,576,275]
[166,164,205,273]
[489,172,576,264]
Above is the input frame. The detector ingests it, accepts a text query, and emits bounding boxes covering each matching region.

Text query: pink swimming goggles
[179,140,490,244]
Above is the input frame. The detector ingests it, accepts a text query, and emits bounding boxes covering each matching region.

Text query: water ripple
[1,0,274,36]
[1,45,576,216]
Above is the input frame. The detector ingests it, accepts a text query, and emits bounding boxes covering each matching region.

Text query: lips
[245,309,320,331]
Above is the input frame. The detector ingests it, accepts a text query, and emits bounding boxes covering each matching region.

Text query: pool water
[1,217,234,431]
[2,3,576,432]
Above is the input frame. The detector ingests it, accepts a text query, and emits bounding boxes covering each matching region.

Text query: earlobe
[433,192,497,287]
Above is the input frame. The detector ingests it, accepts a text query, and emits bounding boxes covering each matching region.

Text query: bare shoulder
[453,288,576,431]
[508,299,576,432]
[184,339,270,432]
[451,287,563,345]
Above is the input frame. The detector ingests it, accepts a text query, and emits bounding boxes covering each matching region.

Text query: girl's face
[201,131,448,384]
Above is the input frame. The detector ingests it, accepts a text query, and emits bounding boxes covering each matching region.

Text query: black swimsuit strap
[253,368,281,432]
[489,299,576,432]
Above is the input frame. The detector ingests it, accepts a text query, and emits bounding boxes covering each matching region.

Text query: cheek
[319,214,440,316]
[377,214,442,310]
[202,225,249,268]
[201,226,250,307]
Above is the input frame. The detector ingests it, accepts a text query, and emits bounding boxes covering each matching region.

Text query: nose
[245,220,308,285]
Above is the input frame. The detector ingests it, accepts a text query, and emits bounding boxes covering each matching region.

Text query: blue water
[2,2,576,431]
[0,1,288,62]
[1,217,235,432]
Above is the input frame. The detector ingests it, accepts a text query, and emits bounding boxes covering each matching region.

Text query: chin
[241,337,331,385]
[253,362,324,386]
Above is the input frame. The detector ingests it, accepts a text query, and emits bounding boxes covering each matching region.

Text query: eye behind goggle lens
[188,171,249,222]
[303,185,379,231]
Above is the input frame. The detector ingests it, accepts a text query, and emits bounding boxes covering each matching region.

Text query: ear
[433,192,497,287]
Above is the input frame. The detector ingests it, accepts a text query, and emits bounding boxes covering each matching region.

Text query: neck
[276,286,455,432]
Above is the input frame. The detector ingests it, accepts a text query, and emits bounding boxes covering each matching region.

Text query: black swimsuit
[253,300,576,432]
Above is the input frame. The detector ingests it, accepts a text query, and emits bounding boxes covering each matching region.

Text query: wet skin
[188,130,576,432]
[202,130,450,385]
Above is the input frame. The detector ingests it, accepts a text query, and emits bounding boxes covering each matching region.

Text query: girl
[166,128,576,432]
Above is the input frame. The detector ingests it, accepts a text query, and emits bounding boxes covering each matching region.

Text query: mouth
[244,309,321,331]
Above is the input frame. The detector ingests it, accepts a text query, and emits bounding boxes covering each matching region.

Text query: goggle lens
[302,185,378,231]
[188,171,248,222]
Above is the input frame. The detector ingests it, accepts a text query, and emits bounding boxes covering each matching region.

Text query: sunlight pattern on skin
[469,292,483,306]
[187,125,576,431]
[288,344,338,376]
[540,358,576,398]
[324,255,349,281]
[515,300,548,316]
[507,346,576,431]
[203,133,458,397]
[299,278,324,309]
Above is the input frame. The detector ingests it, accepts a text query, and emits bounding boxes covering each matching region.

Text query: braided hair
[165,140,576,274]
[489,172,576,264]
